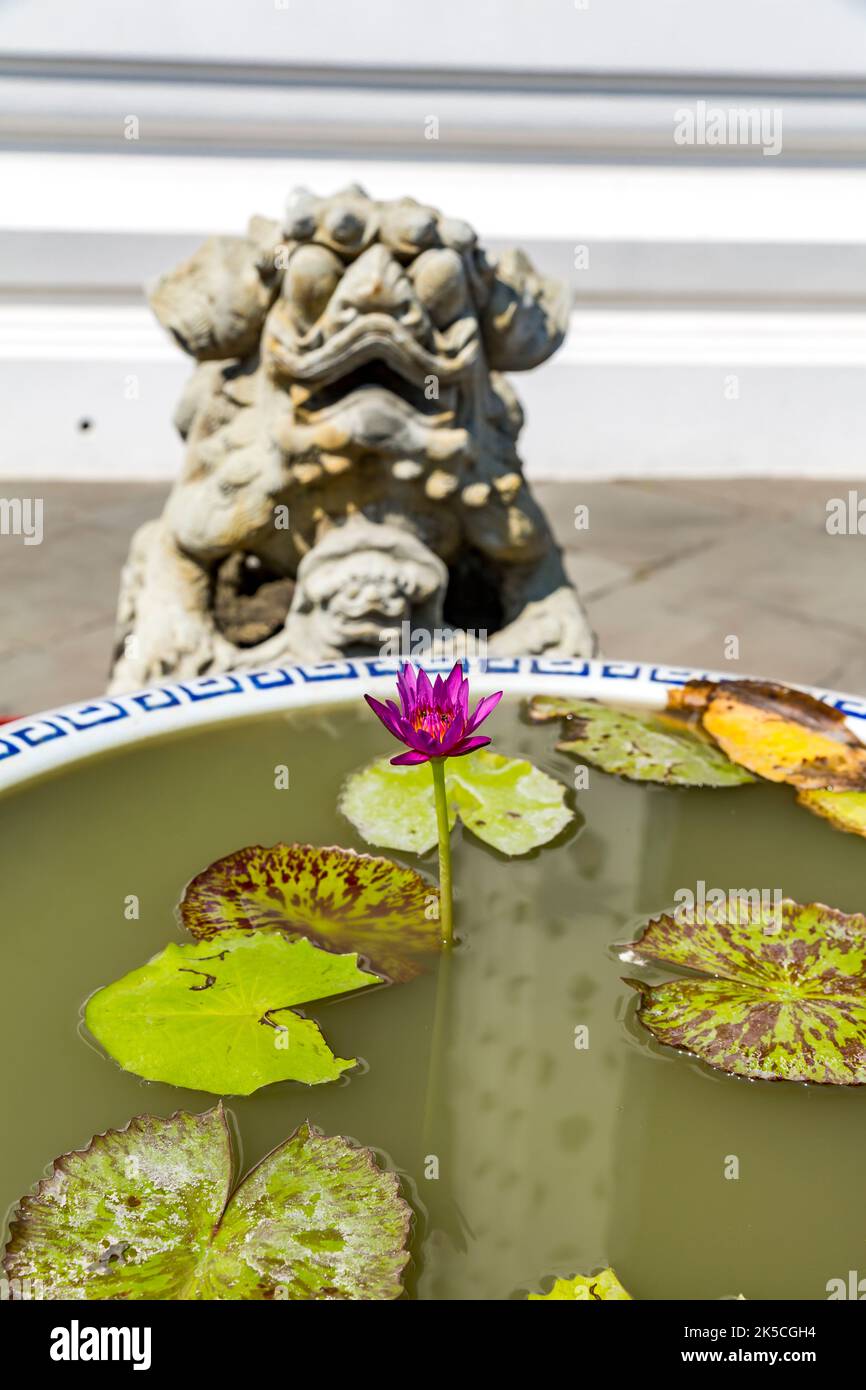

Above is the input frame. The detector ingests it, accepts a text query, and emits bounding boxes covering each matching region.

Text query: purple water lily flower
[365,663,503,766]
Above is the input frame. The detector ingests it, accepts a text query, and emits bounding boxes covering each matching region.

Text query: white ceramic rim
[1,656,865,794]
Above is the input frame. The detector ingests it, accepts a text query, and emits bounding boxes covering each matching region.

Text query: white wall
[1,0,864,480]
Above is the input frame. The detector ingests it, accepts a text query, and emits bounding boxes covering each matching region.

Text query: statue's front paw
[488,587,596,659]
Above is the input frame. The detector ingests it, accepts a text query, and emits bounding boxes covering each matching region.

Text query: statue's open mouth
[295,360,458,420]
[268,313,479,397]
[328,612,407,642]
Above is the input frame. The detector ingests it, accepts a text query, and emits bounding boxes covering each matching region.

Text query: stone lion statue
[109,185,594,691]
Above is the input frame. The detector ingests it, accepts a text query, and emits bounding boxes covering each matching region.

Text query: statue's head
[150,186,569,483]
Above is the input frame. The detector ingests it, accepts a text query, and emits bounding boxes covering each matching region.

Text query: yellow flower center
[411,705,454,742]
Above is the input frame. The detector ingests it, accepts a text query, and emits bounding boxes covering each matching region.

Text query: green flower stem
[429,756,454,947]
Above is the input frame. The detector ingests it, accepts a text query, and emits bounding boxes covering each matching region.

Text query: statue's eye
[409,248,469,328]
[283,244,343,326]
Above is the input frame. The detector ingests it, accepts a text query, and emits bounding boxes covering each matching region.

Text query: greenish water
[1,696,865,1301]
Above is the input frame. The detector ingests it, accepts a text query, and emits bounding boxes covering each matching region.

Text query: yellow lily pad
[670,680,866,791]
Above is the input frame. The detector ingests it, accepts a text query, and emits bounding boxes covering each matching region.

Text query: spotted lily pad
[86,930,379,1094]
[180,843,439,983]
[623,899,866,1084]
[670,680,866,790]
[3,1105,411,1300]
[528,694,753,787]
[528,1268,631,1300]
[797,789,866,838]
[339,748,573,856]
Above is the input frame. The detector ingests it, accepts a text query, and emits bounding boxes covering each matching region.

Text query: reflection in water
[418,755,656,1299]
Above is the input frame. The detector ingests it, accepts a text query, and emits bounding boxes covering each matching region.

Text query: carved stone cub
[109,185,593,691]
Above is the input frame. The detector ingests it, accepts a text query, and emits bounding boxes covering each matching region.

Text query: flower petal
[364,694,408,743]
[445,662,464,703]
[396,665,417,714]
[439,719,470,754]
[466,690,503,733]
[390,749,431,766]
[416,667,434,707]
[431,673,448,712]
[411,727,442,755]
[450,736,492,757]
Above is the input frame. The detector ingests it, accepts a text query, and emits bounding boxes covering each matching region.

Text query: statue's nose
[335,576,403,616]
[339,245,411,317]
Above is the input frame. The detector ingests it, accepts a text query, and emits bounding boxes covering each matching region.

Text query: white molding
[2,154,866,314]
[3,303,865,369]
[3,74,866,163]
[1,303,864,482]
[3,229,865,310]
[3,152,864,244]
[561,310,866,367]
[0,305,173,362]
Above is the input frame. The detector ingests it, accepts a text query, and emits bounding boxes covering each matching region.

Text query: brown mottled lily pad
[622,898,866,1084]
[180,843,439,983]
[668,680,866,791]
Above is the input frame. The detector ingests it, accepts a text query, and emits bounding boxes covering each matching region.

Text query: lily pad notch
[3,1105,412,1300]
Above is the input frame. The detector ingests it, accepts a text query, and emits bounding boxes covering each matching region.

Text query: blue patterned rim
[1,657,864,793]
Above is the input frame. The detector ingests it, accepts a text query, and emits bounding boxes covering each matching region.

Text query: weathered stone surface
[108,186,594,691]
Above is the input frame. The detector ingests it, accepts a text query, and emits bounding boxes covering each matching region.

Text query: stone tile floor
[1,478,863,716]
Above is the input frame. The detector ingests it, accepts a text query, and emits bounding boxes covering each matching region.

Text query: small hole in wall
[77,418,94,432]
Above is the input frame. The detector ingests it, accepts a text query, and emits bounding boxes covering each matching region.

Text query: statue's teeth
[493,471,523,504]
[461,482,491,508]
[320,454,353,475]
[425,470,459,500]
[293,462,323,485]
[392,460,424,481]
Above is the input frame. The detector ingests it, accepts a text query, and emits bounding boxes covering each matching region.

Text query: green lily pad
[3,1105,411,1299]
[528,695,754,787]
[339,748,573,856]
[623,899,866,1084]
[86,930,379,1094]
[798,788,866,838]
[528,1268,631,1300]
[180,842,439,983]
